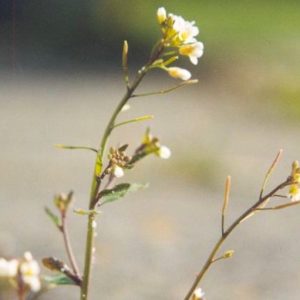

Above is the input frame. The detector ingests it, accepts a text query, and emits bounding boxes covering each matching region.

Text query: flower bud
[157,7,167,24]
[113,165,124,178]
[223,250,234,258]
[167,67,191,81]
[158,145,171,159]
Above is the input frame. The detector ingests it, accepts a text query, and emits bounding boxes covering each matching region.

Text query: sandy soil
[1,74,300,300]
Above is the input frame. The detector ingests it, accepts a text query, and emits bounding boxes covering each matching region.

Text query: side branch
[184,177,292,300]
[61,213,81,279]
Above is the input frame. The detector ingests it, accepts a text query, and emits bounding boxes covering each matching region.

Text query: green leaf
[45,207,61,228]
[55,144,98,153]
[99,183,148,206]
[43,274,76,286]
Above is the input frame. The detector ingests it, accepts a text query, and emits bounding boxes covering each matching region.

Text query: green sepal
[45,207,61,228]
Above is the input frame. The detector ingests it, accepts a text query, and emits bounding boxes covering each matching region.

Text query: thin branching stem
[132,80,198,98]
[80,41,165,300]
[55,145,98,153]
[183,178,292,300]
[61,213,81,279]
[113,115,154,129]
[255,200,300,211]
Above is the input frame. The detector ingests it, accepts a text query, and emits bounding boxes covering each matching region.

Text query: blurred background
[1,0,300,299]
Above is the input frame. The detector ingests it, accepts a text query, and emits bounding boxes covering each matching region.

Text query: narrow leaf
[99,183,148,206]
[45,207,61,228]
[43,274,77,286]
[55,144,98,153]
[113,115,154,129]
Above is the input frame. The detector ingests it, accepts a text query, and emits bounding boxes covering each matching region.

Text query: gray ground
[1,73,300,299]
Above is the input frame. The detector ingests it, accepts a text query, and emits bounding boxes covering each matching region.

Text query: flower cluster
[130,128,171,164]
[288,161,300,201]
[156,7,204,80]
[106,145,132,178]
[0,252,41,293]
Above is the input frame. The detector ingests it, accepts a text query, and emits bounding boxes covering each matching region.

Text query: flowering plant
[1,7,300,300]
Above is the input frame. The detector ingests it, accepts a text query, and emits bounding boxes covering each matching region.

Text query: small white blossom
[157,7,167,24]
[167,67,191,81]
[192,287,205,300]
[157,7,203,70]
[0,258,18,277]
[23,275,41,292]
[113,165,124,178]
[0,253,41,293]
[158,146,171,159]
[20,252,41,292]
[171,14,199,43]
[179,42,204,65]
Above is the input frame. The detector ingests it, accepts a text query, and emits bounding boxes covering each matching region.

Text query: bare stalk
[221,176,231,235]
[183,178,292,300]
[61,212,81,279]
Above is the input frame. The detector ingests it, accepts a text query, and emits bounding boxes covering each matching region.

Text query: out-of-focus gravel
[1,74,300,300]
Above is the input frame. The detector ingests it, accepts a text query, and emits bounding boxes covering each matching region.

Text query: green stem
[80,66,149,300]
[80,39,165,300]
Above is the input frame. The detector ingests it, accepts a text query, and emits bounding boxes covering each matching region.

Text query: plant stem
[61,213,81,279]
[80,39,165,299]
[80,66,148,300]
[183,179,291,300]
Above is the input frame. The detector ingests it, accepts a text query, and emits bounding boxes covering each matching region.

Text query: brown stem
[61,212,81,279]
[184,179,291,300]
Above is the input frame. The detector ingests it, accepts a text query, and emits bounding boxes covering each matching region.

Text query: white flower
[20,252,41,292]
[113,165,124,178]
[0,252,41,293]
[158,146,171,159]
[192,287,205,300]
[179,42,204,65]
[171,15,199,43]
[20,259,40,277]
[0,258,18,277]
[157,7,167,24]
[23,275,41,292]
[167,67,191,81]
